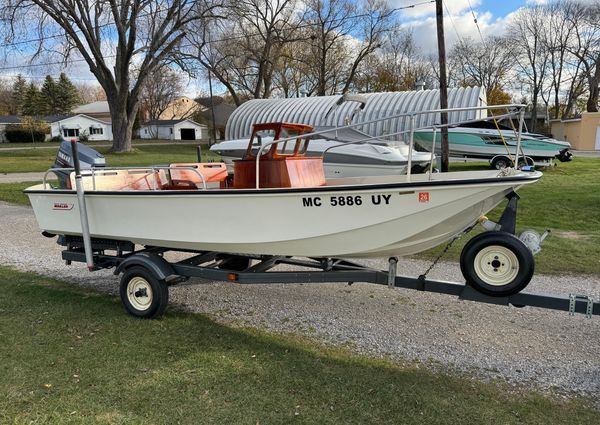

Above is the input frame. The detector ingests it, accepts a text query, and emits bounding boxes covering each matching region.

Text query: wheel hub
[473,246,519,286]
[127,277,153,311]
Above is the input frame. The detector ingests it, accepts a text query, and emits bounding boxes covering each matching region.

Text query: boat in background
[413,121,572,169]
[211,124,433,178]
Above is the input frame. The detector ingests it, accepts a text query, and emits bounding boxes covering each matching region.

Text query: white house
[139,119,207,141]
[50,114,113,141]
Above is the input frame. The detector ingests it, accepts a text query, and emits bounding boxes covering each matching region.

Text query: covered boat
[211,125,433,178]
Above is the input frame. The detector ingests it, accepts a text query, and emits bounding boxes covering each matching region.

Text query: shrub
[78,130,89,142]
[4,129,46,143]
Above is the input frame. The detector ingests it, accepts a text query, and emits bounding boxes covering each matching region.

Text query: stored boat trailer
[55,227,599,320]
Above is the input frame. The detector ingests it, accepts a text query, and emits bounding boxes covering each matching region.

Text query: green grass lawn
[0,266,597,424]
[0,144,219,173]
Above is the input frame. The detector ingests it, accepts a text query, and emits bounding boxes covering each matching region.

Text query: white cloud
[400,3,515,54]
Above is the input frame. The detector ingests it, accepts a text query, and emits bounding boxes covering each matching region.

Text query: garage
[139,119,208,141]
[180,128,196,140]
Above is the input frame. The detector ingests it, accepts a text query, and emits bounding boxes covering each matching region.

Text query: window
[63,128,79,138]
[170,128,173,134]
[144,129,148,134]
[89,127,103,135]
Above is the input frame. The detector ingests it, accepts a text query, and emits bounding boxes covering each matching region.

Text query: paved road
[0,172,47,183]
[0,141,202,151]
[1,201,599,402]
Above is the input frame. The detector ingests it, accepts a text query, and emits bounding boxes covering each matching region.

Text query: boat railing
[253,104,526,187]
[43,165,209,190]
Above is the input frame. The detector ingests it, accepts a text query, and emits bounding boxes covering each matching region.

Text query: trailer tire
[517,156,534,169]
[491,156,511,170]
[120,266,169,319]
[460,232,534,297]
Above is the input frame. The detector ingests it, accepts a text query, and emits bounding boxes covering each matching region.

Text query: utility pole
[207,69,218,146]
[436,0,449,172]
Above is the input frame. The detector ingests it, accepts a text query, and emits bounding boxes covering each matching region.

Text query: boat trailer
[58,236,599,319]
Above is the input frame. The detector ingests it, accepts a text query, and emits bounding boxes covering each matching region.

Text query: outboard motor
[52,141,106,188]
[556,148,573,162]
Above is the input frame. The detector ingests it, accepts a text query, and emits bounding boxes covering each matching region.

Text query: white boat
[26,123,540,259]
[413,122,572,168]
[211,125,434,178]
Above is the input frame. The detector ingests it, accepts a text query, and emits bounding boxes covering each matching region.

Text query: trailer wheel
[491,156,511,170]
[460,232,534,297]
[517,156,535,169]
[120,266,169,319]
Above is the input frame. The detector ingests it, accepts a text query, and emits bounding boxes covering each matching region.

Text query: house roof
[200,103,237,127]
[0,115,22,124]
[51,114,111,125]
[196,96,224,108]
[0,114,73,124]
[73,101,110,114]
[143,118,204,127]
[42,114,74,123]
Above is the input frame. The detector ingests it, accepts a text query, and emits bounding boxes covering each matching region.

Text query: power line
[0,0,435,73]
[467,0,485,44]
[442,0,464,45]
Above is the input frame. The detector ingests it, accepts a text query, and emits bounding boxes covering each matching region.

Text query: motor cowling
[556,148,573,162]
[52,141,106,188]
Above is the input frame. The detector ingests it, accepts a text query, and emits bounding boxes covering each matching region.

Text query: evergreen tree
[40,75,58,115]
[11,74,28,115]
[56,73,79,114]
[22,82,41,116]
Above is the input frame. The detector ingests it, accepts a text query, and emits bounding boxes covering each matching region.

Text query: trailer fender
[114,252,176,282]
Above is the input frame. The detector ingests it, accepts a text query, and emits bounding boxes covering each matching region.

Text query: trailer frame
[58,236,599,319]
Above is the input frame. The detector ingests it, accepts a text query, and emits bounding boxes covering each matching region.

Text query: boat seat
[70,169,166,191]
[168,163,228,187]
[69,164,228,191]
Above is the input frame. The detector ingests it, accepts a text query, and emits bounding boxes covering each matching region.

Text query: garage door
[180,128,196,140]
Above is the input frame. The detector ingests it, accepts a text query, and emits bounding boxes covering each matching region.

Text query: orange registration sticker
[418,192,430,203]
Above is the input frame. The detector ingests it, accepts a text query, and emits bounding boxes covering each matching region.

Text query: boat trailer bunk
[58,236,600,320]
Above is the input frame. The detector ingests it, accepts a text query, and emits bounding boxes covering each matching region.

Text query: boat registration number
[302,194,391,207]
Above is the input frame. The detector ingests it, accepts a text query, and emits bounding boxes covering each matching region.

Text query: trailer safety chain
[418,223,477,282]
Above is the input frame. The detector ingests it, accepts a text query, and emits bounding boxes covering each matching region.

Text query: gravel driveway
[1,201,599,402]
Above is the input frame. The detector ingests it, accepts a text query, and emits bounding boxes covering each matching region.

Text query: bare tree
[304,0,393,95]
[564,0,600,113]
[188,0,302,105]
[74,83,107,105]
[1,0,219,151]
[507,5,550,132]
[139,66,185,124]
[355,27,433,92]
[450,36,514,102]
[539,1,577,119]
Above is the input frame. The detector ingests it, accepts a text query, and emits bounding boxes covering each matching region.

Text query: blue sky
[0,1,540,93]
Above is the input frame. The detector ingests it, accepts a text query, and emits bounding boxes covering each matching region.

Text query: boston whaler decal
[53,202,74,210]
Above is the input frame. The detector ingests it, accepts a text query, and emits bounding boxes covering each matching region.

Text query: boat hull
[25,171,541,258]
